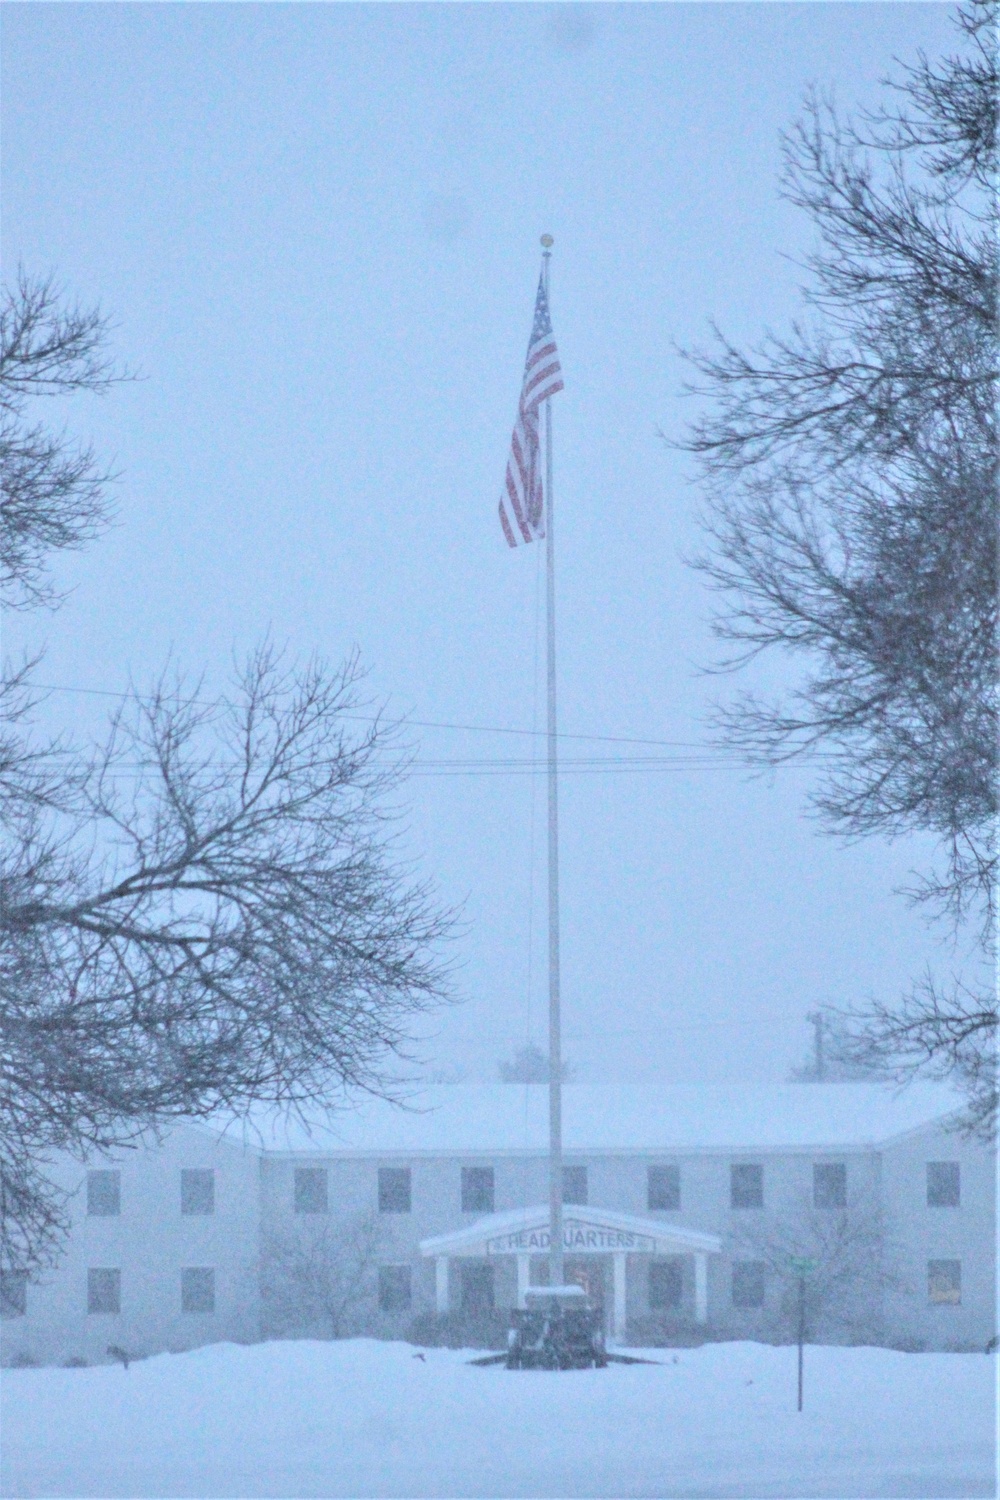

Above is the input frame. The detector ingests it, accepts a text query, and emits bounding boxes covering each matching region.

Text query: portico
[421,1204,722,1341]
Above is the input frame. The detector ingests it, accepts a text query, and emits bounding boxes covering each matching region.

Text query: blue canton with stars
[529,276,554,350]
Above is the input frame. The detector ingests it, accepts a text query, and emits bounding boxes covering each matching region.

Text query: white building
[1,1084,994,1366]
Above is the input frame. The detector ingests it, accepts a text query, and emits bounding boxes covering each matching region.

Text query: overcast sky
[2,2,960,1087]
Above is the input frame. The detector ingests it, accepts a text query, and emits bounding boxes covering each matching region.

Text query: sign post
[788,1255,817,1411]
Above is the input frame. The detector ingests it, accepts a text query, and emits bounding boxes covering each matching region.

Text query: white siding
[1,1127,261,1368]
[881,1121,997,1351]
[4,1096,994,1363]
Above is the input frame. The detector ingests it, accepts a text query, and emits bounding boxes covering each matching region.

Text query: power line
[20,679,829,772]
[406,759,811,777]
[23,679,750,751]
[20,752,819,779]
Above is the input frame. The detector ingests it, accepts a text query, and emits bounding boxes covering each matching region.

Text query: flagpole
[540,234,564,1290]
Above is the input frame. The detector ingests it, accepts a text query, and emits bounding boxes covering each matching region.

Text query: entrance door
[460,1261,495,1313]
[564,1255,608,1317]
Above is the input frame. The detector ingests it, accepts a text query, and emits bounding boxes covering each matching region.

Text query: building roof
[205,1082,961,1158]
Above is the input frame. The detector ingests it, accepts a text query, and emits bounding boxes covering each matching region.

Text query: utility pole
[807,1011,826,1080]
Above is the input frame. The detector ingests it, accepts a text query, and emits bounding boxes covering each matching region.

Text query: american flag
[498,274,564,547]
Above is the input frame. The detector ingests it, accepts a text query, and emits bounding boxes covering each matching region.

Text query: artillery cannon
[506,1284,608,1370]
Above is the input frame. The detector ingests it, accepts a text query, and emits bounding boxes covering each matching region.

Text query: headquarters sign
[486,1220,657,1255]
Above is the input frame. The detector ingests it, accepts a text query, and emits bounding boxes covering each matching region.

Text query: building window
[378,1265,412,1313]
[563,1165,587,1206]
[181,1169,215,1216]
[732,1261,767,1309]
[731,1164,764,1210]
[181,1267,215,1314]
[649,1258,683,1311]
[461,1167,494,1214]
[927,1162,960,1208]
[378,1168,412,1213]
[460,1262,495,1313]
[87,1268,121,1315]
[0,1270,28,1318]
[87,1170,121,1217]
[928,1260,961,1306]
[648,1165,680,1211]
[294,1168,328,1214]
[813,1162,847,1209]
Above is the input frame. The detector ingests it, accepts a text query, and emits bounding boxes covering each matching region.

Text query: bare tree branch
[734,1185,903,1344]
[0,275,455,1272]
[0,270,127,610]
[676,2,998,1132]
[827,976,997,1141]
[262,1213,388,1339]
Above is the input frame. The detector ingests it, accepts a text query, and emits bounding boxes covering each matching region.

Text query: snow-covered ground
[1,1338,994,1499]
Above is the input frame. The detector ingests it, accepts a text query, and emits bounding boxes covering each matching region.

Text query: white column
[435,1256,449,1315]
[516,1254,530,1309]
[694,1253,708,1323]
[612,1253,627,1343]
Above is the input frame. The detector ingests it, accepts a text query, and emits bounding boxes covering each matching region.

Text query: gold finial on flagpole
[540,234,554,249]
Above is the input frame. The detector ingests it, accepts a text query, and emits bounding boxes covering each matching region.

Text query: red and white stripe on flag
[498,274,564,547]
